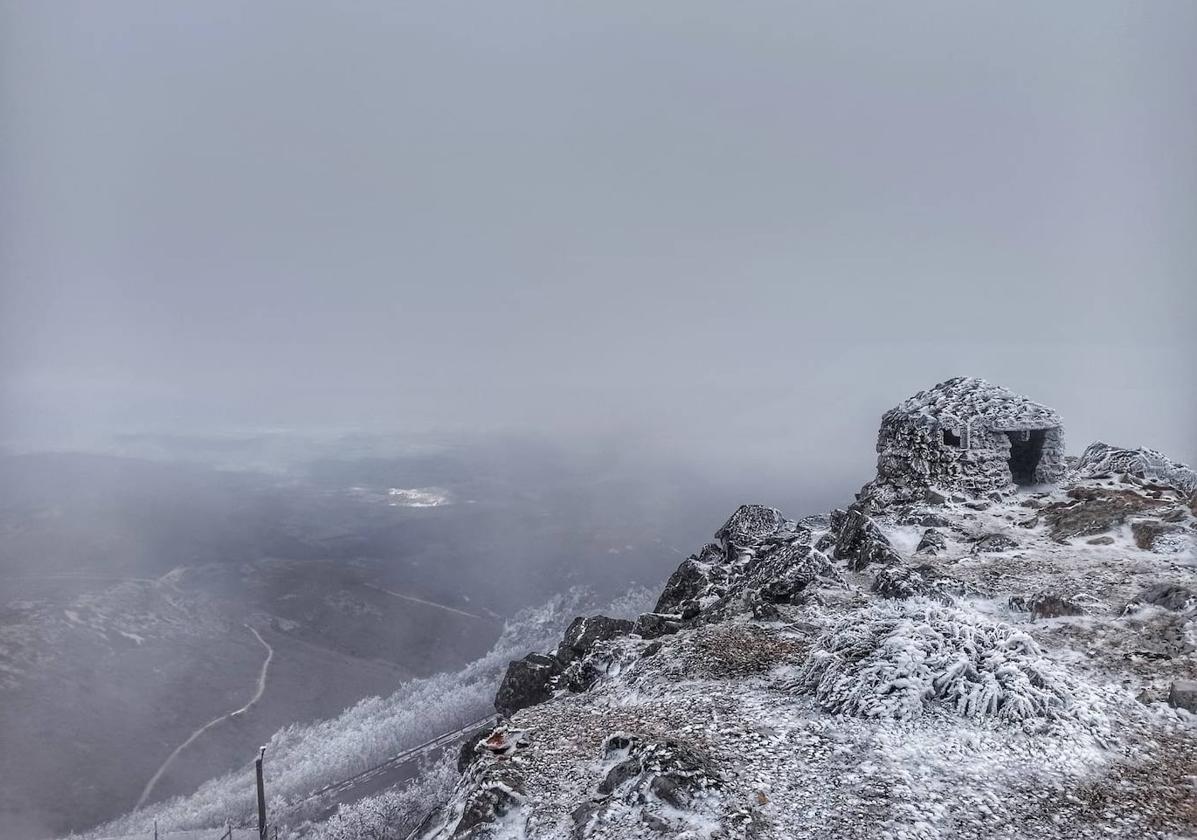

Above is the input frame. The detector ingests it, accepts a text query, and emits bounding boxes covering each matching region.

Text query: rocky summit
[413,383,1197,840]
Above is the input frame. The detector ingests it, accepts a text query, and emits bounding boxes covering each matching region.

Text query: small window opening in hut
[942,428,961,447]
[1007,429,1047,485]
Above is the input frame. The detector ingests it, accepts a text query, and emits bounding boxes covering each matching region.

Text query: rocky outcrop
[555,616,634,665]
[494,653,564,717]
[1131,521,1193,554]
[1124,583,1195,613]
[1040,486,1172,541]
[1078,442,1197,497]
[1167,680,1197,712]
[872,563,970,603]
[571,734,734,838]
[915,528,947,555]
[973,533,1019,553]
[830,507,902,571]
[1009,592,1091,619]
[651,505,836,621]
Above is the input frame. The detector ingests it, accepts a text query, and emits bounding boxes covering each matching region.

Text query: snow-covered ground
[420,469,1197,839]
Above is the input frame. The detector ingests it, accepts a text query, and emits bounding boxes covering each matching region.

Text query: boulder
[1009,592,1087,619]
[1131,521,1192,554]
[1125,583,1195,613]
[973,533,1019,553]
[715,504,789,549]
[451,766,526,839]
[555,615,634,664]
[915,528,946,555]
[653,547,723,615]
[457,723,499,773]
[494,652,563,717]
[1167,680,1197,713]
[872,564,968,604]
[1077,442,1197,497]
[634,612,683,639]
[833,508,902,571]
[1041,486,1170,541]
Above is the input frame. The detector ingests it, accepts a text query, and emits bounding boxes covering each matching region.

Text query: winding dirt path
[134,625,274,810]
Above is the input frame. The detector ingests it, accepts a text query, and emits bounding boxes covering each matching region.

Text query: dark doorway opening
[1007,429,1047,485]
[942,429,961,447]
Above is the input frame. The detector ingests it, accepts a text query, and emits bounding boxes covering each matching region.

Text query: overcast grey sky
[2,2,1194,470]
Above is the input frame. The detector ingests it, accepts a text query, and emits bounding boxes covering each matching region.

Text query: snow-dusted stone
[1041,485,1171,541]
[653,543,725,615]
[651,505,833,623]
[973,533,1019,553]
[832,508,902,571]
[456,723,502,773]
[1131,521,1193,554]
[871,564,969,604]
[494,652,563,717]
[1009,592,1090,620]
[1122,583,1196,614]
[570,733,729,838]
[448,765,526,839]
[860,377,1066,505]
[715,504,792,549]
[555,615,634,664]
[1077,442,1197,497]
[633,612,683,639]
[1167,680,1197,712]
[915,528,947,554]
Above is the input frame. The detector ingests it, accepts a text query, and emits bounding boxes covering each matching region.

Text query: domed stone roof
[889,377,1062,433]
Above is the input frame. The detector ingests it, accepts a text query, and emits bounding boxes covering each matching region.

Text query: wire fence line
[282,713,497,810]
[85,714,498,840]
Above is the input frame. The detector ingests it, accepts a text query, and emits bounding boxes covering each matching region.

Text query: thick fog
[2,5,1196,837]
[3,1,1195,471]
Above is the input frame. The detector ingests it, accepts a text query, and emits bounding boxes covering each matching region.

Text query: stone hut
[864,377,1066,503]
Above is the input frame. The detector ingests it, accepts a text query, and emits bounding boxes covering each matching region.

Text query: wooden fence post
[255,746,268,840]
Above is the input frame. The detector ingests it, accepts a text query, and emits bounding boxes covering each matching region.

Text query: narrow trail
[364,583,496,622]
[234,625,274,715]
[135,625,275,811]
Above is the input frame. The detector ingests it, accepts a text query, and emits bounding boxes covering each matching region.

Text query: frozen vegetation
[77,587,653,839]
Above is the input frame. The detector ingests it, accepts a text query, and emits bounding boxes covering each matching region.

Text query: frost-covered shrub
[305,755,456,840]
[791,601,1096,726]
[84,585,654,838]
